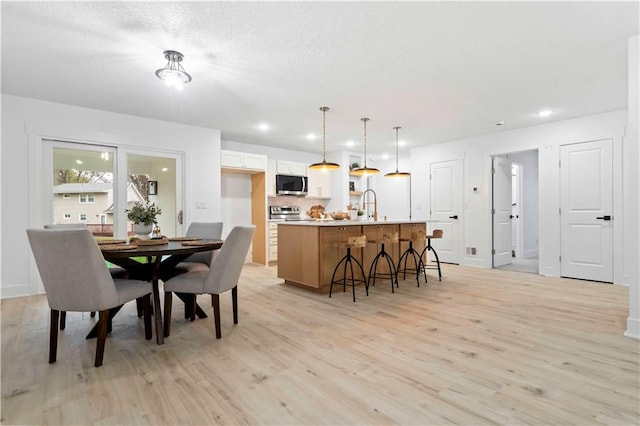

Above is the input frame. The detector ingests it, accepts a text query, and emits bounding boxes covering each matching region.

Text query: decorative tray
[96,239,127,245]
[100,244,138,251]
[129,236,169,246]
[181,239,222,246]
[167,237,201,242]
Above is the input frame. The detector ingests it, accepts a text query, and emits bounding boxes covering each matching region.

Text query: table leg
[151,279,164,345]
[86,305,122,339]
[175,292,208,319]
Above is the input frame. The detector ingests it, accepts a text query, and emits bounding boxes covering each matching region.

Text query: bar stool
[329,235,368,302]
[397,231,427,286]
[419,229,443,281]
[368,232,399,293]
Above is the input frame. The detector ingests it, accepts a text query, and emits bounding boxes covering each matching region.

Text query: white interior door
[429,159,462,264]
[493,156,513,267]
[560,139,613,282]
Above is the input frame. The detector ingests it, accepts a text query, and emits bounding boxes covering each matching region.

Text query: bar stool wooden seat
[397,231,427,286]
[329,235,368,302]
[368,232,399,293]
[419,229,443,281]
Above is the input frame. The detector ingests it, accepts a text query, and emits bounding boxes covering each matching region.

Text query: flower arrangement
[125,201,162,226]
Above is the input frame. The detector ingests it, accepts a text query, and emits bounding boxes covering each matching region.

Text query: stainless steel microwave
[276,174,308,196]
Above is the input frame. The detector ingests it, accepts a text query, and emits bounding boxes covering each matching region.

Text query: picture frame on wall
[148,180,158,195]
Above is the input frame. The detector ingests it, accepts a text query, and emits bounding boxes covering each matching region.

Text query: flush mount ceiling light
[309,107,340,171]
[155,50,192,90]
[351,117,379,176]
[385,126,411,178]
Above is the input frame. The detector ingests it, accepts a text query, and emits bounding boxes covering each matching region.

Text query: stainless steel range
[269,205,301,220]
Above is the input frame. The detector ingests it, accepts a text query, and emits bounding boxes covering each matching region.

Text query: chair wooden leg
[59,311,66,330]
[212,294,222,339]
[95,310,110,367]
[190,295,196,322]
[232,286,238,325]
[142,295,152,340]
[49,309,59,364]
[136,298,144,318]
[163,292,173,338]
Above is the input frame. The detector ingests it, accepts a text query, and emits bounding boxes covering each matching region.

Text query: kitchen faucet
[362,189,378,222]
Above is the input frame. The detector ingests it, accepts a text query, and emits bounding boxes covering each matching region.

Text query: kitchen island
[277,221,427,293]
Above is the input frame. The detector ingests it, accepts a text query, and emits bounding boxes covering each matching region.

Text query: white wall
[410,110,628,282]
[1,94,222,298]
[625,35,639,339]
[372,156,412,221]
[220,173,252,239]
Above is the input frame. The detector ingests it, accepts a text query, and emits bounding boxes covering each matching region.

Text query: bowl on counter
[329,211,350,220]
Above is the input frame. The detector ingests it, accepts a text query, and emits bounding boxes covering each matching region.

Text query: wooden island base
[277,221,427,293]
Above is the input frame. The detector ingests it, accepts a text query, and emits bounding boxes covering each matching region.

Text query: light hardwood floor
[2,264,638,425]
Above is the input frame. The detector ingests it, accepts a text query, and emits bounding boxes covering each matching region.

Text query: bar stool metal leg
[397,240,426,286]
[368,242,398,293]
[420,237,442,281]
[329,247,368,302]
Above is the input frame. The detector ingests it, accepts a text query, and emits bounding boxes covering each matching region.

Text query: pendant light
[351,117,379,176]
[385,126,411,178]
[309,106,340,171]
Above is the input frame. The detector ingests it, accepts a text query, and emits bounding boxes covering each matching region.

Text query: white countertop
[277,220,426,226]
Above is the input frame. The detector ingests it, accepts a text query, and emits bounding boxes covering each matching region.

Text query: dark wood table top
[101,240,223,259]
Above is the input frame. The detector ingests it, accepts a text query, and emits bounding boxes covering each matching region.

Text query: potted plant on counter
[126,201,162,236]
[357,209,366,222]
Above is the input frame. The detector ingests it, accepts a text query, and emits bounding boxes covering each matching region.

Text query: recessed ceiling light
[258,123,270,131]
[306,133,317,140]
[398,140,407,147]
[346,140,355,147]
[75,160,83,164]
[381,154,390,160]
[496,121,505,126]
[538,110,552,117]
[161,167,168,172]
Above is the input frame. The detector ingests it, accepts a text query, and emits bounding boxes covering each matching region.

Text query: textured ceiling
[2,1,638,159]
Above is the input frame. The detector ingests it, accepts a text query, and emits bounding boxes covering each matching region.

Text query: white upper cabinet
[267,159,277,195]
[221,150,267,171]
[276,160,307,176]
[307,169,332,198]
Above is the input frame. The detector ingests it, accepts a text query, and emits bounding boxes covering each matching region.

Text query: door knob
[178,210,184,225]
[449,215,458,219]
[596,215,612,221]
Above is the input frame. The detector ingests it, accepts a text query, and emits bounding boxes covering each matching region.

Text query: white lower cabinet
[269,222,278,262]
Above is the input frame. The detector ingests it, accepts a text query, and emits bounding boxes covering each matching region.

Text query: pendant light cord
[321,106,329,162]
[394,126,401,172]
[362,117,369,167]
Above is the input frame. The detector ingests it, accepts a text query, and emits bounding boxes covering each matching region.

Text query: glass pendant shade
[309,106,340,171]
[351,117,379,176]
[385,126,411,178]
[155,50,192,90]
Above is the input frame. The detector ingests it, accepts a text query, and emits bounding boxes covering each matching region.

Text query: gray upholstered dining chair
[174,222,224,274]
[27,228,153,367]
[44,223,128,326]
[163,225,255,339]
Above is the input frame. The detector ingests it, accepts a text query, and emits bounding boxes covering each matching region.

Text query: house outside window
[63,213,71,219]
[79,213,87,221]
[79,193,95,203]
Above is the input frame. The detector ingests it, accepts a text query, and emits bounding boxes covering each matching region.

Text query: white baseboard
[0,283,32,299]
[625,317,640,340]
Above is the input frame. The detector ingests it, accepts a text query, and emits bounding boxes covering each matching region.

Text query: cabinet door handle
[449,215,458,219]
[596,215,612,221]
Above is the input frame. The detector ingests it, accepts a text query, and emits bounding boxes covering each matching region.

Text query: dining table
[98,238,223,344]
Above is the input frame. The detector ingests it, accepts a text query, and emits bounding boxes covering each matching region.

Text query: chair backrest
[26,228,119,312]
[204,225,255,294]
[431,229,444,238]
[44,223,87,229]
[185,222,224,265]
[411,231,426,241]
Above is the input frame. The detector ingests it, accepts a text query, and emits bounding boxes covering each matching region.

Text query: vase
[134,223,153,238]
